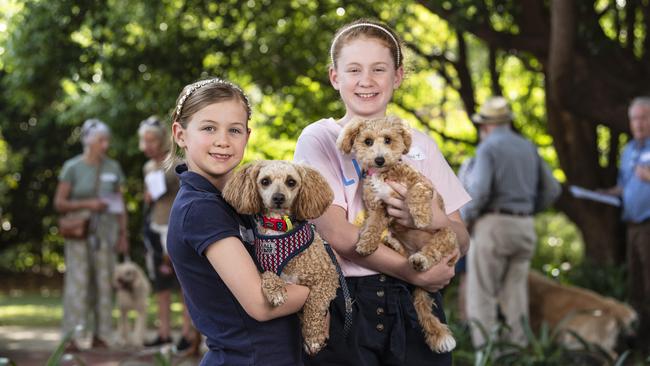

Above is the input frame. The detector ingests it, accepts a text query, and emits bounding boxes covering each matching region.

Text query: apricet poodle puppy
[113,261,151,347]
[337,115,459,353]
[223,160,339,355]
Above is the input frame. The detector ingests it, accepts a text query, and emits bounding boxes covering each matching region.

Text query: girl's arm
[312,206,456,293]
[54,181,106,213]
[205,237,310,322]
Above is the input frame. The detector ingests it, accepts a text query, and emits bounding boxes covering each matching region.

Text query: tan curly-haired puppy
[337,116,459,353]
[113,261,151,347]
[223,160,339,355]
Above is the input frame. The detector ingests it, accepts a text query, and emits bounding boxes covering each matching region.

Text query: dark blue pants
[305,274,452,366]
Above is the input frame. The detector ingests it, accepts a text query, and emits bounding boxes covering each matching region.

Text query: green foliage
[0,0,639,272]
[532,212,585,280]
[531,212,628,300]
[453,317,631,366]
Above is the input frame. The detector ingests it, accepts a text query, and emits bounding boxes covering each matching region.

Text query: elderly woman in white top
[54,118,129,351]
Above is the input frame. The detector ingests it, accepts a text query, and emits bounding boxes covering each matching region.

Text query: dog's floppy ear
[336,117,364,154]
[294,164,334,220]
[222,161,264,214]
[389,116,412,154]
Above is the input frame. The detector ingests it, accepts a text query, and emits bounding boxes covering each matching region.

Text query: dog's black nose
[375,157,385,166]
[272,193,285,205]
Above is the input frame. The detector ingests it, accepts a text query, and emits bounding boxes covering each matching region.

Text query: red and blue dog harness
[253,219,315,276]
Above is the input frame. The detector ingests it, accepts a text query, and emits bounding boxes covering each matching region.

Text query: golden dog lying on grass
[528,270,637,357]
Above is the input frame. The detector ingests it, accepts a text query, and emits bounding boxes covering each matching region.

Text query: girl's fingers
[385,180,407,197]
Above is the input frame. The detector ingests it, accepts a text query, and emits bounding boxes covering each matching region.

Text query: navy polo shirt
[167,164,303,366]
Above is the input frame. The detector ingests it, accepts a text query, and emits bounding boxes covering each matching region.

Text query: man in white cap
[460,96,560,348]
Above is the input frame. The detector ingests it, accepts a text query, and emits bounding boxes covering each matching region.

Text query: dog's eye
[286,178,296,187]
[384,137,391,144]
[364,138,373,146]
[260,178,271,186]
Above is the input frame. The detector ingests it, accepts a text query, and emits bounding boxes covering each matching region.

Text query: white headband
[174,78,251,118]
[330,23,401,67]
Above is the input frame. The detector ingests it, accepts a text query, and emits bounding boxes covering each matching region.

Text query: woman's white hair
[138,115,171,152]
[81,118,110,146]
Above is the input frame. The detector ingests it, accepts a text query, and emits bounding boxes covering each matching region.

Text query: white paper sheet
[569,185,621,207]
[145,170,167,201]
[100,192,126,214]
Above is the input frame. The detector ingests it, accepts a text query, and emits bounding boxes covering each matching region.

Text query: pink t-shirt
[294,118,471,277]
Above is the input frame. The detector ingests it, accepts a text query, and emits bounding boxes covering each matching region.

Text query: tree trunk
[545,0,626,263]
[546,97,626,264]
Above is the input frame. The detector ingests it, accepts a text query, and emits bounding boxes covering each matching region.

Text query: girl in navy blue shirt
[166,78,310,365]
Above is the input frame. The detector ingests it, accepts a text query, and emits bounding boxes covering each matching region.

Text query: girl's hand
[383,180,450,231]
[408,249,458,292]
[635,165,650,181]
[143,191,153,205]
[159,262,173,275]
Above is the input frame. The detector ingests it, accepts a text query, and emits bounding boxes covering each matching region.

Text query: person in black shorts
[139,116,196,351]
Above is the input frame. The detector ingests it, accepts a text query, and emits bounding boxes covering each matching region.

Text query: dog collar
[260,215,294,232]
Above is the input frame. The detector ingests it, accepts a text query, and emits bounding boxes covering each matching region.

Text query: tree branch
[488,45,502,96]
[394,100,475,145]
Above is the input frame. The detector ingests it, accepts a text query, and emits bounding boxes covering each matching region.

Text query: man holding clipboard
[599,97,650,349]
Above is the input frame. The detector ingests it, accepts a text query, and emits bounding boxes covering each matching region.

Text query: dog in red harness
[223,160,340,355]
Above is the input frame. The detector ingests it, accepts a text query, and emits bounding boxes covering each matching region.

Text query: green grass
[0,291,62,327]
[0,290,186,328]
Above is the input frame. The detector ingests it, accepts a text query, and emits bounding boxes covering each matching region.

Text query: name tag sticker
[407,146,425,161]
[640,151,650,163]
[100,173,118,182]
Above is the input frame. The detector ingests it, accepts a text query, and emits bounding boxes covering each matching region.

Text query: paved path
[0,326,201,366]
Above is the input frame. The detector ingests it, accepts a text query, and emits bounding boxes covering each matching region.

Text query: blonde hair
[330,19,403,70]
[164,78,251,170]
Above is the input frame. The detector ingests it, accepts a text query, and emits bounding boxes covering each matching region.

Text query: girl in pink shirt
[294,19,470,365]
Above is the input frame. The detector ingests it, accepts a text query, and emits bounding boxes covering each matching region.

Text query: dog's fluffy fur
[223,160,340,355]
[528,270,637,357]
[112,261,151,347]
[337,116,459,353]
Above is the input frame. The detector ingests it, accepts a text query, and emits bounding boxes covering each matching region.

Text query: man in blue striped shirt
[605,97,650,348]
[460,96,560,349]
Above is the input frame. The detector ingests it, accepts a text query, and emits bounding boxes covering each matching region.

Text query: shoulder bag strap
[88,159,105,236]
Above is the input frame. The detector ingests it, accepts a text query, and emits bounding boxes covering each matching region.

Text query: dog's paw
[409,253,432,272]
[428,332,456,353]
[303,337,327,356]
[411,210,431,229]
[261,271,287,306]
[355,241,378,256]
[383,234,406,256]
[356,232,379,256]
